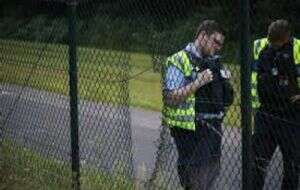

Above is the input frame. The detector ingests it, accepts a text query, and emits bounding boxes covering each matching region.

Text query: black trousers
[171,120,222,190]
[252,110,300,190]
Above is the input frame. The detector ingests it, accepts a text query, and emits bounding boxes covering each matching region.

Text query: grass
[129,53,162,111]
[0,39,162,111]
[0,140,134,190]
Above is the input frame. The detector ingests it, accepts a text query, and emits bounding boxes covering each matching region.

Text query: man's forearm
[164,68,213,106]
[165,78,203,105]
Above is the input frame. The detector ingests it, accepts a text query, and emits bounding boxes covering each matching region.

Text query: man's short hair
[195,20,224,39]
[268,19,290,43]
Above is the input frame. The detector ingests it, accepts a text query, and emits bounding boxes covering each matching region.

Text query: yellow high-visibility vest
[163,50,196,131]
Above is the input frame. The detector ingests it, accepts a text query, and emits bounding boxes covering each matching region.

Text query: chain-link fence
[0,0,299,190]
[0,1,133,189]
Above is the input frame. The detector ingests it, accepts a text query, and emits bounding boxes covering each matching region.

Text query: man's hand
[290,95,300,103]
[195,69,213,87]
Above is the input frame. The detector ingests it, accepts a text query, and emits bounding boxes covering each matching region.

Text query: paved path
[0,84,283,189]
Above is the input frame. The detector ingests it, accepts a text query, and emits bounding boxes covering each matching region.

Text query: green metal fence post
[240,0,252,189]
[67,1,80,189]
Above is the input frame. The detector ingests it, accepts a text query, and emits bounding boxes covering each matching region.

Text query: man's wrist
[194,78,202,88]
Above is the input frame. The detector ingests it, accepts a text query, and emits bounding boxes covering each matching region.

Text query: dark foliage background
[0,0,299,54]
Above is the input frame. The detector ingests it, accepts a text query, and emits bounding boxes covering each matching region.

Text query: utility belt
[195,112,223,136]
[196,112,224,120]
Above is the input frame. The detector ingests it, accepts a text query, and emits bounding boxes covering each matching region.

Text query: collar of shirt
[184,42,202,59]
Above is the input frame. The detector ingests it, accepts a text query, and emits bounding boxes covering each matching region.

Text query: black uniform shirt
[257,40,299,113]
[188,55,234,116]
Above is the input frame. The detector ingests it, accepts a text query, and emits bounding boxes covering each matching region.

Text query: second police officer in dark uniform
[251,20,300,190]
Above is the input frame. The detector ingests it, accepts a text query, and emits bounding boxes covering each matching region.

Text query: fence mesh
[0,2,73,189]
[0,0,299,190]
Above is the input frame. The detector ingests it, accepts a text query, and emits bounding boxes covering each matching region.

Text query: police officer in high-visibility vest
[251,20,300,190]
[163,20,233,190]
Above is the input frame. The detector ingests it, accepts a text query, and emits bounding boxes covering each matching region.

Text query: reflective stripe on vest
[294,39,300,87]
[251,72,260,108]
[165,50,193,77]
[253,38,269,60]
[164,106,195,122]
[163,50,196,131]
[251,38,300,109]
[251,38,268,109]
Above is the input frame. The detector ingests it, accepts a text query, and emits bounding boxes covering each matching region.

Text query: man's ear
[197,31,206,41]
[197,31,208,46]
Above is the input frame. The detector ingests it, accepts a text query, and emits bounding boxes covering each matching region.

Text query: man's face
[198,32,225,56]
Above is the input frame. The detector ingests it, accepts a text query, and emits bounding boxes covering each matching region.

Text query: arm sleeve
[164,65,185,91]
